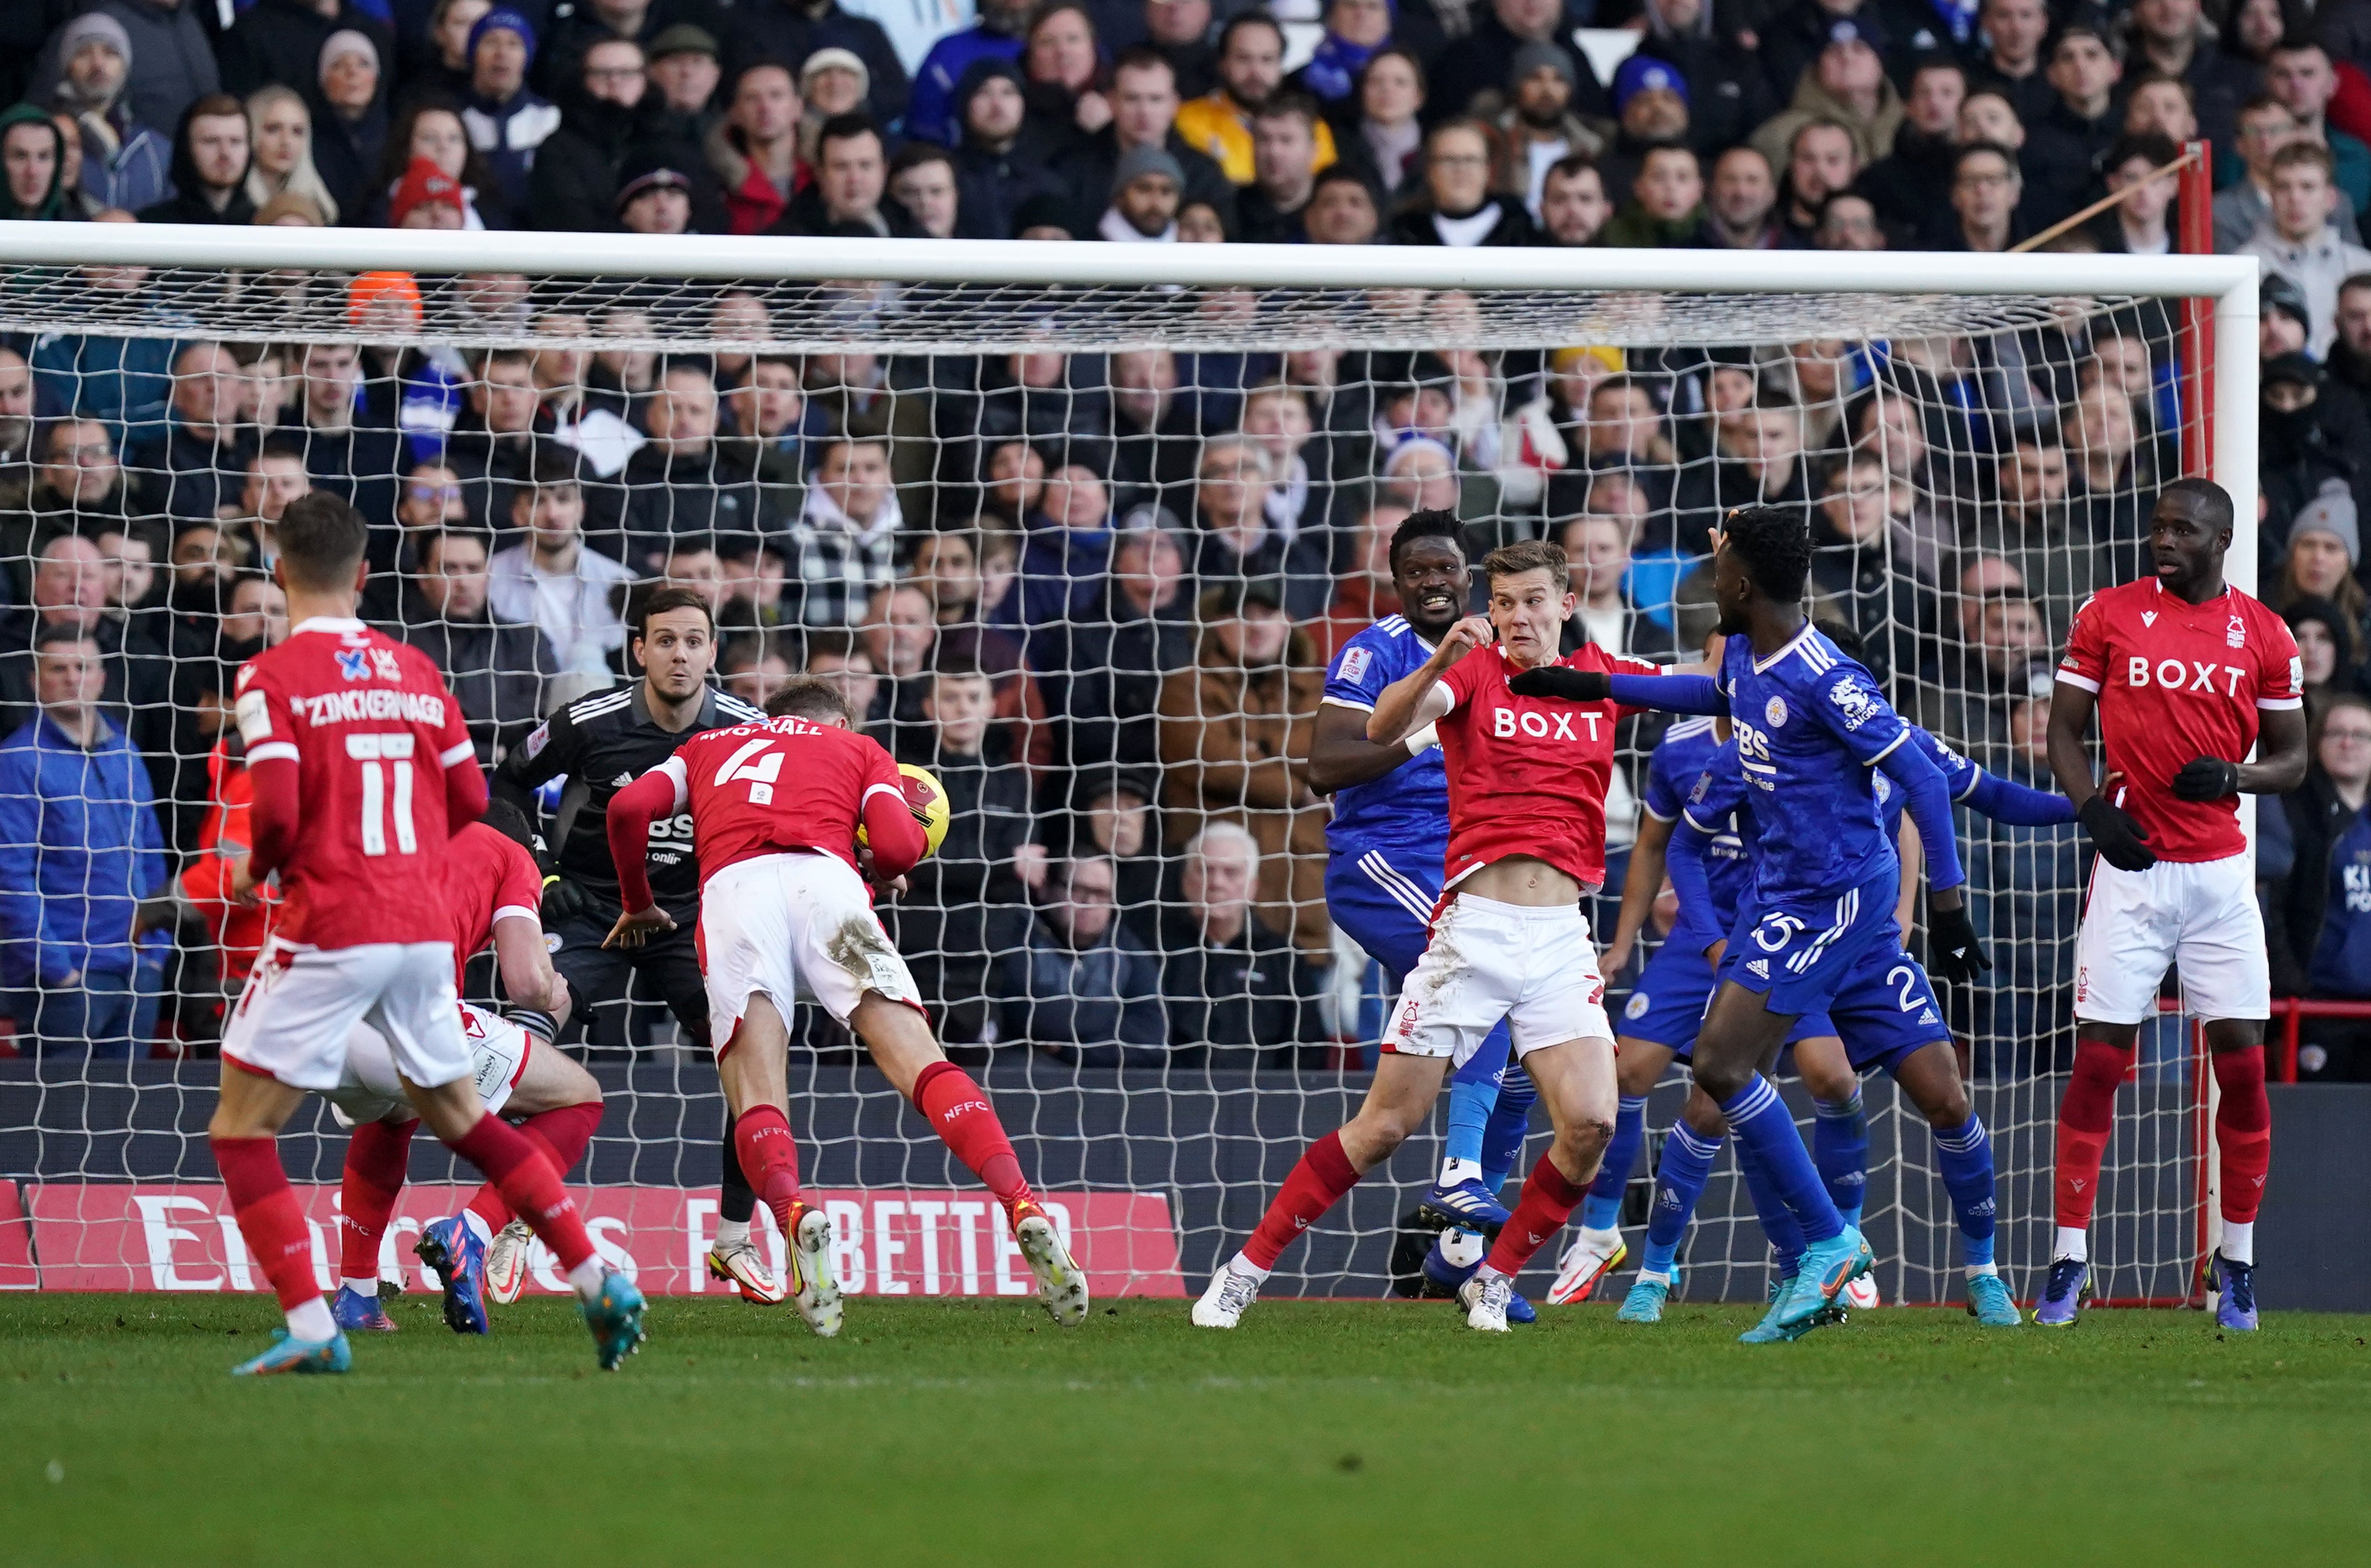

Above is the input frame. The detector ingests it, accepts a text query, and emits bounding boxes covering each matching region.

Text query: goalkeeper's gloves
[1506,665,1609,702]
[2171,756,2242,801]
[1926,898,1991,984]
[541,874,594,922]
[2076,795,2157,873]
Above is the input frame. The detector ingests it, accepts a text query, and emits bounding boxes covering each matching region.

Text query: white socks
[2220,1222,2254,1265]
[1229,1252,1271,1283]
[1966,1262,1999,1279]
[338,1276,380,1298]
[288,1297,337,1342]
[2053,1226,2088,1263]
[1439,1157,1483,1188]
[713,1215,751,1250]
[567,1255,607,1301]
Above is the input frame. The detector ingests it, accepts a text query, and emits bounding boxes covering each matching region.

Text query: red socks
[732,1105,805,1233]
[466,1102,602,1233]
[212,1135,320,1312]
[1244,1130,1361,1271]
[446,1115,593,1272]
[1484,1153,1589,1277]
[338,1119,414,1283]
[2054,1038,2134,1230]
[2213,1046,2272,1225]
[913,1061,1033,1215]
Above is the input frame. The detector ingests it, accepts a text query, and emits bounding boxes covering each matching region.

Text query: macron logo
[2142,612,2157,627]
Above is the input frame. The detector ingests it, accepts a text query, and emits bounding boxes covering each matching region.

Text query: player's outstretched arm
[1305,703,1435,794]
[601,765,684,948]
[1602,811,1672,975]
[1368,615,1487,745]
[1961,769,2078,826]
[1873,737,1991,981]
[1664,812,1722,958]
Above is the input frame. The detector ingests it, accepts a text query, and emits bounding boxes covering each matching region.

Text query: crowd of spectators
[1,0,2370,1078]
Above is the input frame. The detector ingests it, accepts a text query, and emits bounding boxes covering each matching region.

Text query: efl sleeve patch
[233,689,273,745]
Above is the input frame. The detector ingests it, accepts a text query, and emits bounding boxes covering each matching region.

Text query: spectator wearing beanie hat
[1754,15,1906,175]
[217,0,392,113]
[1494,42,1608,220]
[1102,144,1184,241]
[952,55,1065,241]
[1598,51,1692,214]
[389,155,467,229]
[798,47,874,166]
[45,12,174,216]
[313,29,389,225]
[30,1,221,145]
[725,0,913,133]
[460,7,561,215]
[616,153,696,235]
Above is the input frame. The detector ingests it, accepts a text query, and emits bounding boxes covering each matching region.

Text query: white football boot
[1192,1259,1264,1328]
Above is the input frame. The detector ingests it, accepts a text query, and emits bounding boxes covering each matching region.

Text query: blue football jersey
[1322,615,1450,860]
[1717,625,1913,901]
[1648,717,1753,942]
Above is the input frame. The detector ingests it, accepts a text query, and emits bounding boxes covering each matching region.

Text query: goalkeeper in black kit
[492,586,780,1302]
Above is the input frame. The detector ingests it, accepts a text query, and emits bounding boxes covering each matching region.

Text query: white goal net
[0,231,2256,1310]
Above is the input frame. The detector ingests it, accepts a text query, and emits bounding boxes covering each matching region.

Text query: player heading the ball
[603,677,1087,1334]
[1196,539,1655,1332]
[2039,478,2306,1332]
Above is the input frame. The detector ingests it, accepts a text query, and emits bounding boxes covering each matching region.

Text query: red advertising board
[18,1183,1185,1298]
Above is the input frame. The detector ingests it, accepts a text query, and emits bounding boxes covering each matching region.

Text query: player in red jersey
[602,677,1089,1336]
[2039,478,2307,1331]
[325,801,610,1337]
[1194,540,1657,1332]
[206,493,644,1375]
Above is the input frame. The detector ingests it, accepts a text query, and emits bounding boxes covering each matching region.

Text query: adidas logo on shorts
[1746,958,1770,978]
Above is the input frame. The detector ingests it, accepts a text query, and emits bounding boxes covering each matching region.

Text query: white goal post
[0,228,2259,1308]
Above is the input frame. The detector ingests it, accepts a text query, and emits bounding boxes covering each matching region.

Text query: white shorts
[2075,853,2270,1025]
[326,1001,532,1128]
[223,937,470,1094]
[1386,894,1613,1066]
[698,851,923,1052]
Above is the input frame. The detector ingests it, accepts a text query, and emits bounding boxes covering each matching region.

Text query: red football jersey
[2056,577,2303,862]
[232,618,479,948]
[1434,642,1658,892]
[653,714,907,888]
[438,823,545,991]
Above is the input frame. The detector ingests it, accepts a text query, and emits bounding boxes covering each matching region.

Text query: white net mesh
[0,246,2225,1307]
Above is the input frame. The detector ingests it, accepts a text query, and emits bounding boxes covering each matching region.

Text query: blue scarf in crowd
[1302,26,1387,102]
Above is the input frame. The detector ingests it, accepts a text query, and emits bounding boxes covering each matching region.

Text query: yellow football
[857,762,952,859]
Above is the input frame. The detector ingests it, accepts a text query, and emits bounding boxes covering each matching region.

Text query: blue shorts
[1721,872,1950,1074]
[1328,847,1514,1087]
[1620,932,1834,1061]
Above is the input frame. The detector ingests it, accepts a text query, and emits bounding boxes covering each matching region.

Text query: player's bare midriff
[1460,854,1585,908]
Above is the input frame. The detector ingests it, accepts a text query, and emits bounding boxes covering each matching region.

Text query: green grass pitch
[3,1293,2367,1567]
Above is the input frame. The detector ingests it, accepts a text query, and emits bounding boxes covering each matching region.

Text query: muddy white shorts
[697,851,922,1052]
[1385,894,1613,1066]
[223,937,470,1094]
[326,1001,532,1128]
[2074,852,2270,1024]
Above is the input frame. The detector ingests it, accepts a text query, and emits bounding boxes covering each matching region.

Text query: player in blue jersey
[1306,509,1540,1318]
[1627,708,2071,1331]
[1549,630,1861,1312]
[1513,506,1992,1339]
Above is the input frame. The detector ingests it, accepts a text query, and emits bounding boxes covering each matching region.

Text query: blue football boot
[1739,1273,1799,1344]
[1617,1273,1674,1323]
[581,1270,648,1370]
[1418,1176,1511,1234]
[1965,1272,2021,1327]
[230,1327,352,1377]
[2033,1255,2089,1327]
[332,1284,397,1334]
[2210,1252,2258,1332]
[1777,1225,1872,1331]
[415,1216,490,1335]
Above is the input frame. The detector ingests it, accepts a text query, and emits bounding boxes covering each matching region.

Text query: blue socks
[1579,1095,1647,1232]
[1932,1113,1998,1270]
[1441,1022,1515,1170]
[1642,1123,1721,1276]
[1813,1090,1869,1227]
[1719,1075,1844,1245]
[1734,1135,1807,1275]
[1478,1063,1535,1196]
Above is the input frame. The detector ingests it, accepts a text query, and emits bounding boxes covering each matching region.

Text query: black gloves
[1926,899,1992,983]
[2077,795,2157,873]
[1507,666,1610,702]
[541,874,593,923]
[2171,756,2242,801]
